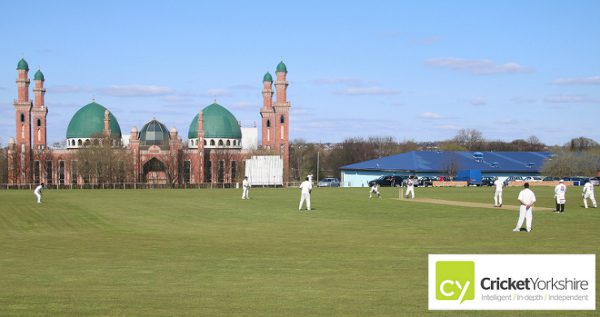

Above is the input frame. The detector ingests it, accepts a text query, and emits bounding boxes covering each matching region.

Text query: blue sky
[1,0,599,146]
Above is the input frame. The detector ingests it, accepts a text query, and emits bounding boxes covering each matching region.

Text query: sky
[1,0,599,146]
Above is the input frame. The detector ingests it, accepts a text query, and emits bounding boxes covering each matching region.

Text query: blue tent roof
[340,151,552,173]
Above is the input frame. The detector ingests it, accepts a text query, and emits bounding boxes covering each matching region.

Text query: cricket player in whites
[514,182,536,232]
[554,179,567,213]
[493,177,504,207]
[582,180,597,208]
[405,176,416,199]
[369,184,381,199]
[299,176,312,211]
[242,176,250,199]
[34,183,44,204]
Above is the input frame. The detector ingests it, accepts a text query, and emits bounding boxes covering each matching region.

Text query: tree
[0,144,6,184]
[75,135,133,184]
[542,150,600,177]
[568,137,599,151]
[452,129,484,151]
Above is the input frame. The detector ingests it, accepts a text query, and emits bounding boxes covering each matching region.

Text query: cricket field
[1,186,598,316]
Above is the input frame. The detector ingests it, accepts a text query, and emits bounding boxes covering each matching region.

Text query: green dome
[188,103,242,139]
[276,61,287,73]
[139,119,170,147]
[34,70,45,81]
[17,58,29,71]
[263,72,273,82]
[66,102,122,139]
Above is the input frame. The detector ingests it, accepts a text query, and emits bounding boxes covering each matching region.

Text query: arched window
[218,140,224,146]
[78,139,83,146]
[266,120,271,128]
[93,139,99,146]
[204,139,207,146]
[210,140,215,146]
[37,119,41,127]
[280,115,285,124]
[20,113,25,122]
[84,140,91,146]
[226,140,231,146]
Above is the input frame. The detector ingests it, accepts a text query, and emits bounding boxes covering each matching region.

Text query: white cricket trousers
[406,187,415,199]
[35,192,42,203]
[515,205,533,231]
[242,188,249,199]
[583,193,597,208]
[494,190,503,206]
[299,193,311,210]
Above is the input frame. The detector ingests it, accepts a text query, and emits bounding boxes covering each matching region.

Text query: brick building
[6,59,291,185]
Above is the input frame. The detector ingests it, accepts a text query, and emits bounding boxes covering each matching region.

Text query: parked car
[318,177,340,187]
[418,176,436,187]
[590,177,600,186]
[481,176,495,186]
[368,175,407,187]
[523,176,543,182]
[542,176,561,182]
[564,177,590,186]
[507,176,524,183]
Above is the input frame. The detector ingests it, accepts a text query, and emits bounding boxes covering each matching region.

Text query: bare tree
[453,129,484,151]
[75,135,133,184]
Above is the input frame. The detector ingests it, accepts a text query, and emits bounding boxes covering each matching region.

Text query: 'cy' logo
[436,261,475,303]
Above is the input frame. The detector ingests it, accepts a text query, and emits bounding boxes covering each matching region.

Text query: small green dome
[17,58,29,71]
[34,70,45,81]
[263,72,273,82]
[276,61,287,73]
[66,102,122,139]
[188,103,242,139]
[139,119,170,147]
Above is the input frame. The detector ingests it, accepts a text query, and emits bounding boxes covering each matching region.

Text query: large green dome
[139,119,170,147]
[34,70,45,81]
[66,102,122,138]
[188,103,242,139]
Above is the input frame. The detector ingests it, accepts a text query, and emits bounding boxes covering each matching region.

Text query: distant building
[6,59,291,185]
[340,151,552,187]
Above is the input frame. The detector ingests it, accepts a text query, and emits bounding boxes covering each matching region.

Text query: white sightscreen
[244,155,283,185]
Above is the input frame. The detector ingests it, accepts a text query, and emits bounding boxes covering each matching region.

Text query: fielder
[369,184,381,199]
[299,177,312,211]
[34,183,44,204]
[554,180,567,213]
[405,176,416,199]
[582,181,597,208]
[493,177,504,207]
[514,182,536,232]
[242,176,250,199]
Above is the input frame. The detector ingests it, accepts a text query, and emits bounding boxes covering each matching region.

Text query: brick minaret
[196,111,205,183]
[32,69,47,150]
[129,127,140,182]
[260,72,275,148]
[260,62,291,184]
[13,58,33,183]
[103,110,111,137]
[274,61,291,184]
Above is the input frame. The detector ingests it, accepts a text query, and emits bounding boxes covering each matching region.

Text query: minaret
[32,69,48,150]
[260,72,275,149]
[13,58,33,183]
[129,127,140,182]
[274,61,291,184]
[103,110,111,138]
[197,111,205,183]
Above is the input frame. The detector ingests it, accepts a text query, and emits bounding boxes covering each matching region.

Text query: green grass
[0,186,598,316]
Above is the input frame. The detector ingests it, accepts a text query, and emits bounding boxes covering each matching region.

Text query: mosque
[6,59,291,185]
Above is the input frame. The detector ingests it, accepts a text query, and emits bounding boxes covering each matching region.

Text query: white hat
[559,179,564,182]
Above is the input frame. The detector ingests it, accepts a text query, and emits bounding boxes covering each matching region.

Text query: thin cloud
[415,36,443,45]
[435,124,462,131]
[199,88,233,97]
[100,85,175,97]
[511,96,537,104]
[311,77,365,85]
[553,76,600,85]
[469,97,487,106]
[333,87,400,96]
[426,57,533,75]
[47,85,90,94]
[543,95,600,103]
[419,112,443,119]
